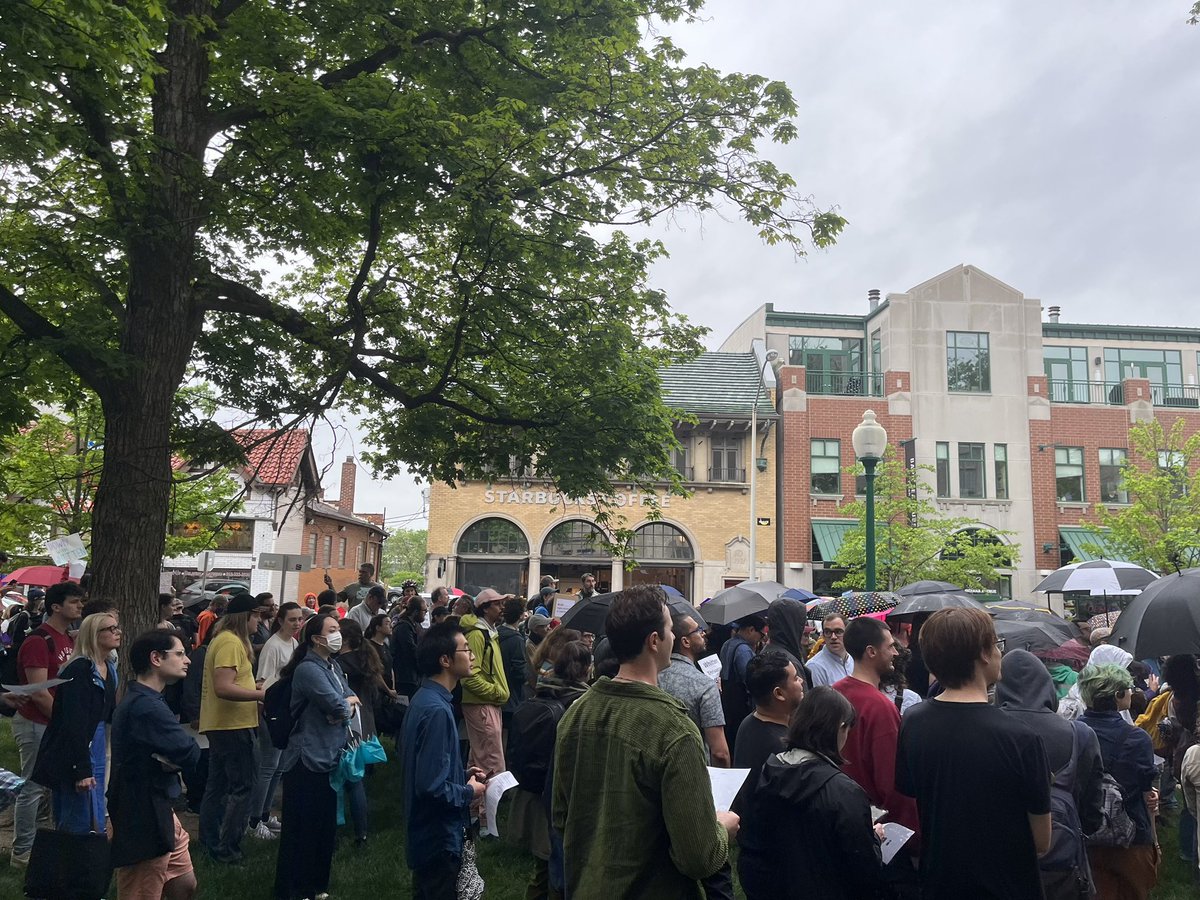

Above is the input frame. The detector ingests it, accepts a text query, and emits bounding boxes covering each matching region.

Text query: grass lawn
[1,719,1196,898]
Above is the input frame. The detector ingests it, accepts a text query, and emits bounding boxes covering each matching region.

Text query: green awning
[812,519,859,563]
[1059,526,1119,562]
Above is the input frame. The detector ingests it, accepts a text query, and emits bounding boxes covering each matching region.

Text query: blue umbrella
[781,587,820,602]
[660,584,686,601]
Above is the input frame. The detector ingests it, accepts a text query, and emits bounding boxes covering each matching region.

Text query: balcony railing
[1047,380,1124,405]
[805,372,883,397]
[1152,384,1200,408]
[674,465,695,481]
[708,467,746,483]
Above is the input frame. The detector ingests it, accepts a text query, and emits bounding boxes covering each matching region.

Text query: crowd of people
[1,569,1198,900]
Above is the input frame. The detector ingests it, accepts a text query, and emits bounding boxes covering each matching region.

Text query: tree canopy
[0,0,842,626]
[1086,418,1200,573]
[833,454,1017,592]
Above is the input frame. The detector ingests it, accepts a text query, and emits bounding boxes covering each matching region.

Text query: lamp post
[852,409,888,591]
[748,348,779,582]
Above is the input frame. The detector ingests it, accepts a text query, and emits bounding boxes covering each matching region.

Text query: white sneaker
[264,815,282,833]
[250,821,277,840]
[10,851,30,869]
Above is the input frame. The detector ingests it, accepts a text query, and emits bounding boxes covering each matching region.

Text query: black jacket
[738,748,886,900]
[391,617,420,695]
[764,598,813,689]
[497,624,528,713]
[31,656,117,788]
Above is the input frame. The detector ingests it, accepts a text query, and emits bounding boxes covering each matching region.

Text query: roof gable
[234,429,312,486]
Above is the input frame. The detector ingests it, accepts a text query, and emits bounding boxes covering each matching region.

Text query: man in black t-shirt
[732,651,805,816]
[896,607,1051,900]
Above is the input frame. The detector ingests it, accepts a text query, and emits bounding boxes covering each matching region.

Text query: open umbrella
[558,590,708,637]
[0,565,74,588]
[781,587,820,603]
[989,602,1080,642]
[888,581,985,618]
[1034,560,1158,596]
[1106,569,1200,658]
[700,581,787,626]
[1032,638,1091,669]
[816,591,900,618]
[994,618,1080,655]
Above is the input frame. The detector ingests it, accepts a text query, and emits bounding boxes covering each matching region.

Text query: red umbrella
[0,565,76,587]
[1032,638,1091,669]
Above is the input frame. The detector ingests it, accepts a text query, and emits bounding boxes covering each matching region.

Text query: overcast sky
[337,2,1200,532]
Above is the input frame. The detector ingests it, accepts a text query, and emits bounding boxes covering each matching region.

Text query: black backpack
[507,695,566,794]
[263,676,306,750]
[1041,722,1092,890]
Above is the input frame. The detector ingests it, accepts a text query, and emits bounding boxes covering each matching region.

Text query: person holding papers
[737,687,887,900]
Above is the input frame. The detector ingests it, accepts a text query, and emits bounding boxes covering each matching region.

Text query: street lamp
[852,409,888,591]
[748,348,779,582]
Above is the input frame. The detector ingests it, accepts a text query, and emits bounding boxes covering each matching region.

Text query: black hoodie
[996,649,1104,835]
[737,749,886,900]
[765,598,813,689]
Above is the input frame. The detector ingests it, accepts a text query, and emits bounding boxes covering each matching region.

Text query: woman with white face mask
[272,613,360,900]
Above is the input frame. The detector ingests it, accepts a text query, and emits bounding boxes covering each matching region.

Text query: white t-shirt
[258,632,299,689]
[346,601,378,631]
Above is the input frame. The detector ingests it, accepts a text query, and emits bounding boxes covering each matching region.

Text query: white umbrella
[1034,560,1158,596]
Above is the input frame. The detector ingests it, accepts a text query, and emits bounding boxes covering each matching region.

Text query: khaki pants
[461,704,504,825]
[1088,844,1159,900]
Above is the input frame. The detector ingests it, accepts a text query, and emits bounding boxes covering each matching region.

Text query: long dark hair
[270,601,302,635]
[786,686,857,765]
[279,613,338,680]
[1165,654,1199,733]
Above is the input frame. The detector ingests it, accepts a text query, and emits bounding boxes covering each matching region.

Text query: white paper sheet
[698,655,722,681]
[707,767,751,812]
[880,822,915,865]
[1,677,69,695]
[482,770,519,838]
[552,597,576,619]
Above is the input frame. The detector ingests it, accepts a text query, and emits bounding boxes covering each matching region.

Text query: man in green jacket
[553,585,738,899]
[459,587,510,828]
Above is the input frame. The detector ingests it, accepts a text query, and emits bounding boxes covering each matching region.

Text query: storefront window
[542,520,606,558]
[458,518,529,555]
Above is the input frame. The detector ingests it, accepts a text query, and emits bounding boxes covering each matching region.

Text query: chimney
[868,288,881,311]
[338,457,356,513]
[1048,305,1060,324]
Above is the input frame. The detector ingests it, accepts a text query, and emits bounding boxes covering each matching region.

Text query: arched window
[631,523,694,562]
[457,518,529,556]
[542,520,607,559]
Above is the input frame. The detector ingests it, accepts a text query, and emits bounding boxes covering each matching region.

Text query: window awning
[1059,526,1121,562]
[812,519,858,563]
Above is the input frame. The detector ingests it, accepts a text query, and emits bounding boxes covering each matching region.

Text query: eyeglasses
[995,638,1006,652]
[101,625,122,634]
[455,648,475,656]
[822,628,845,637]
[686,626,707,638]
[158,649,188,658]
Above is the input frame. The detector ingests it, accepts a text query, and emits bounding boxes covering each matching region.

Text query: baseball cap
[540,585,556,599]
[528,613,552,630]
[540,575,558,588]
[474,588,507,609]
[27,588,45,601]
[226,592,268,615]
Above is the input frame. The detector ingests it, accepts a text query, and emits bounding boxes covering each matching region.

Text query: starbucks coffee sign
[482,488,671,508]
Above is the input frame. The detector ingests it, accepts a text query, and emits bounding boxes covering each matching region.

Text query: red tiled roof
[233,429,310,486]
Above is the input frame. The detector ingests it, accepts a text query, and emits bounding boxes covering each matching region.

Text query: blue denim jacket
[402,681,473,870]
[280,655,354,775]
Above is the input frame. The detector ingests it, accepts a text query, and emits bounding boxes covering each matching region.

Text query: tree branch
[0,283,115,397]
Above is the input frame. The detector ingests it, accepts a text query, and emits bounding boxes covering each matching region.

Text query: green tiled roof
[659,352,776,417]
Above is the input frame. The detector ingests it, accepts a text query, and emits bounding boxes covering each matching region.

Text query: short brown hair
[919,607,996,689]
[605,585,667,663]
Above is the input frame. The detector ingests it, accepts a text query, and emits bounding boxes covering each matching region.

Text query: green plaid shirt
[552,677,728,899]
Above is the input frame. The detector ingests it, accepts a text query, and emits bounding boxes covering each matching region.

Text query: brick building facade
[722,264,1200,610]
[424,350,779,604]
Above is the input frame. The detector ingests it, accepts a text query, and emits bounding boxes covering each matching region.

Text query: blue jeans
[250,719,283,824]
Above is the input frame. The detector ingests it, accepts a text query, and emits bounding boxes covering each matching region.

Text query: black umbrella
[888,581,986,618]
[993,618,1080,655]
[1107,569,1200,658]
[989,602,1080,642]
[701,580,787,626]
[557,590,708,637]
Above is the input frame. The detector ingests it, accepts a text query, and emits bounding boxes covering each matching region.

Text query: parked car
[180,579,250,608]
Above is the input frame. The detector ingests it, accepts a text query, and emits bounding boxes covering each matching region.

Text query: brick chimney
[338,457,356,513]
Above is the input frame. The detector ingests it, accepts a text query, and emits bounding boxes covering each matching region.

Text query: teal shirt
[552,677,728,899]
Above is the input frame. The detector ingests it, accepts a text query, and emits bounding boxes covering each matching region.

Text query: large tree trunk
[89,0,211,648]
